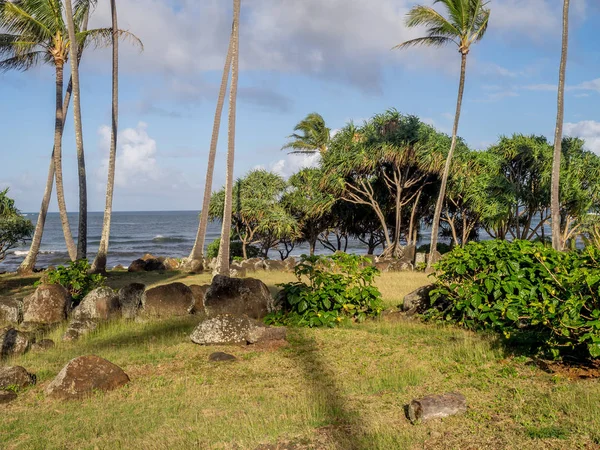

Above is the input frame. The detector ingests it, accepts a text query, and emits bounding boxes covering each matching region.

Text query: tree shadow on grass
[287,329,365,450]
[0,274,40,299]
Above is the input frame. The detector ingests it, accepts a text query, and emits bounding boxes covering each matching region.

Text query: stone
[283,257,297,272]
[143,283,194,317]
[403,284,436,316]
[402,244,417,262]
[0,366,36,389]
[112,264,126,271]
[253,260,266,272]
[208,352,237,362]
[415,252,427,266]
[118,283,146,319]
[427,250,443,265]
[31,339,55,351]
[22,284,71,326]
[374,261,392,273]
[62,319,98,342]
[407,392,467,423]
[239,260,256,273]
[163,257,181,271]
[0,298,22,324]
[45,355,130,400]
[128,259,147,272]
[0,390,17,404]
[190,313,286,346]
[188,284,210,315]
[72,287,120,321]
[0,327,30,358]
[144,258,166,272]
[184,259,204,274]
[204,275,276,320]
[229,268,247,278]
[263,260,285,272]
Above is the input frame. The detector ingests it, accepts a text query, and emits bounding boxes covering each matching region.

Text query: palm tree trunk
[189,27,234,262]
[551,0,571,252]
[53,61,77,261]
[64,0,87,260]
[427,52,468,269]
[216,0,240,276]
[91,0,119,274]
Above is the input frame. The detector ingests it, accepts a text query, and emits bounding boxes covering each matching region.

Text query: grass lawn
[1,270,599,449]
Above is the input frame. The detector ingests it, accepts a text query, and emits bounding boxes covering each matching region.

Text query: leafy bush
[0,188,34,262]
[37,260,106,303]
[266,253,383,327]
[428,240,600,359]
[205,238,260,260]
[417,242,453,255]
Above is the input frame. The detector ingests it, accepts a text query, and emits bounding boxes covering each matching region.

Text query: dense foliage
[0,189,33,262]
[205,238,260,260]
[429,240,600,359]
[266,253,383,327]
[37,260,106,303]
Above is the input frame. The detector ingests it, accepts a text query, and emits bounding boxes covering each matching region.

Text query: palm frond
[78,28,143,51]
[0,50,46,71]
[394,35,454,49]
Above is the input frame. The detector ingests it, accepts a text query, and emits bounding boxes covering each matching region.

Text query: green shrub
[205,238,260,260]
[266,253,383,327]
[428,240,600,359]
[36,260,106,304]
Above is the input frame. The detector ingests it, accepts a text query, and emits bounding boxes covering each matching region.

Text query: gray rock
[407,392,467,423]
[0,366,36,389]
[0,327,30,358]
[204,275,276,320]
[208,352,237,362]
[403,284,436,315]
[45,355,130,400]
[22,284,71,326]
[0,298,22,325]
[253,260,266,271]
[163,257,181,271]
[143,282,194,317]
[72,287,120,321]
[190,314,286,346]
[263,260,285,272]
[128,259,147,272]
[118,283,146,319]
[183,259,203,274]
[0,390,17,404]
[229,268,247,278]
[31,339,55,352]
[283,257,297,272]
[415,252,426,266]
[402,244,416,263]
[246,325,287,344]
[188,284,210,315]
[62,319,98,342]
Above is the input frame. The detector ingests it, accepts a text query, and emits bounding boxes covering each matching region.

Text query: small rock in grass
[0,366,36,389]
[31,339,55,351]
[0,327,31,358]
[407,392,467,423]
[0,390,17,404]
[208,352,237,362]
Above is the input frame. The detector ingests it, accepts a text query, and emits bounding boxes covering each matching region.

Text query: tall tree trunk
[551,0,570,252]
[216,0,240,276]
[53,61,77,261]
[91,0,119,273]
[189,30,234,263]
[427,52,468,269]
[18,13,90,274]
[64,0,87,260]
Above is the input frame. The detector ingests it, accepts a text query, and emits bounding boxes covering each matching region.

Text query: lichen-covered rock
[118,283,146,319]
[143,283,194,317]
[0,390,17,404]
[45,355,129,400]
[72,287,120,321]
[204,275,276,320]
[0,366,36,389]
[0,298,22,325]
[190,314,286,346]
[0,327,30,358]
[403,284,436,316]
[163,257,181,271]
[62,319,98,342]
[188,284,209,315]
[22,284,70,326]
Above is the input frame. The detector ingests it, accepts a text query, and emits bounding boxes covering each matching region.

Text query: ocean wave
[152,235,187,243]
[13,250,29,256]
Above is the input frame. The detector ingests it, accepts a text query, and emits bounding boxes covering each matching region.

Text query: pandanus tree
[395,0,490,268]
[282,112,331,155]
[551,0,571,251]
[0,0,139,271]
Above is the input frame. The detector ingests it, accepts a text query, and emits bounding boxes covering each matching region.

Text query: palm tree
[216,0,240,276]
[282,112,330,154]
[188,23,234,266]
[91,0,119,273]
[394,0,490,269]
[551,0,571,251]
[63,0,87,260]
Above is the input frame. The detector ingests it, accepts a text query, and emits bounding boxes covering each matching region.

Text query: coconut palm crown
[282,112,330,155]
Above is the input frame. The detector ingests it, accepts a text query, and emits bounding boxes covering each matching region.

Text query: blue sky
[2,0,600,212]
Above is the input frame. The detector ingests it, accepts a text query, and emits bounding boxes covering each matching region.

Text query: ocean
[3,211,408,273]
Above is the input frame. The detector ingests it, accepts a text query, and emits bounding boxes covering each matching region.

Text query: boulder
[45,355,130,400]
[263,260,285,272]
[253,260,266,272]
[112,264,126,271]
[415,252,427,266]
[239,260,256,273]
[407,392,467,423]
[143,283,194,317]
[403,284,436,315]
[144,258,166,272]
[283,257,297,272]
[374,261,392,273]
[183,259,203,274]
[0,390,17,404]
[22,284,71,326]
[163,257,181,271]
[62,319,98,342]
[118,283,146,319]
[402,244,417,263]
[128,259,147,272]
[0,366,36,389]
[229,268,247,278]
[31,339,55,352]
[204,275,276,320]
[208,352,237,362]
[72,287,120,321]
[188,284,210,315]
[0,327,31,358]
[190,314,286,346]
[0,298,22,325]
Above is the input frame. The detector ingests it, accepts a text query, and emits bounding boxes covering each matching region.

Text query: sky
[2,0,600,212]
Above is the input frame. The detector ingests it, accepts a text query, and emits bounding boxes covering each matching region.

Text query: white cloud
[564,121,600,154]
[268,153,321,179]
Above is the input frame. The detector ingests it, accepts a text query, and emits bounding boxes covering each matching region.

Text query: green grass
[1,270,599,449]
